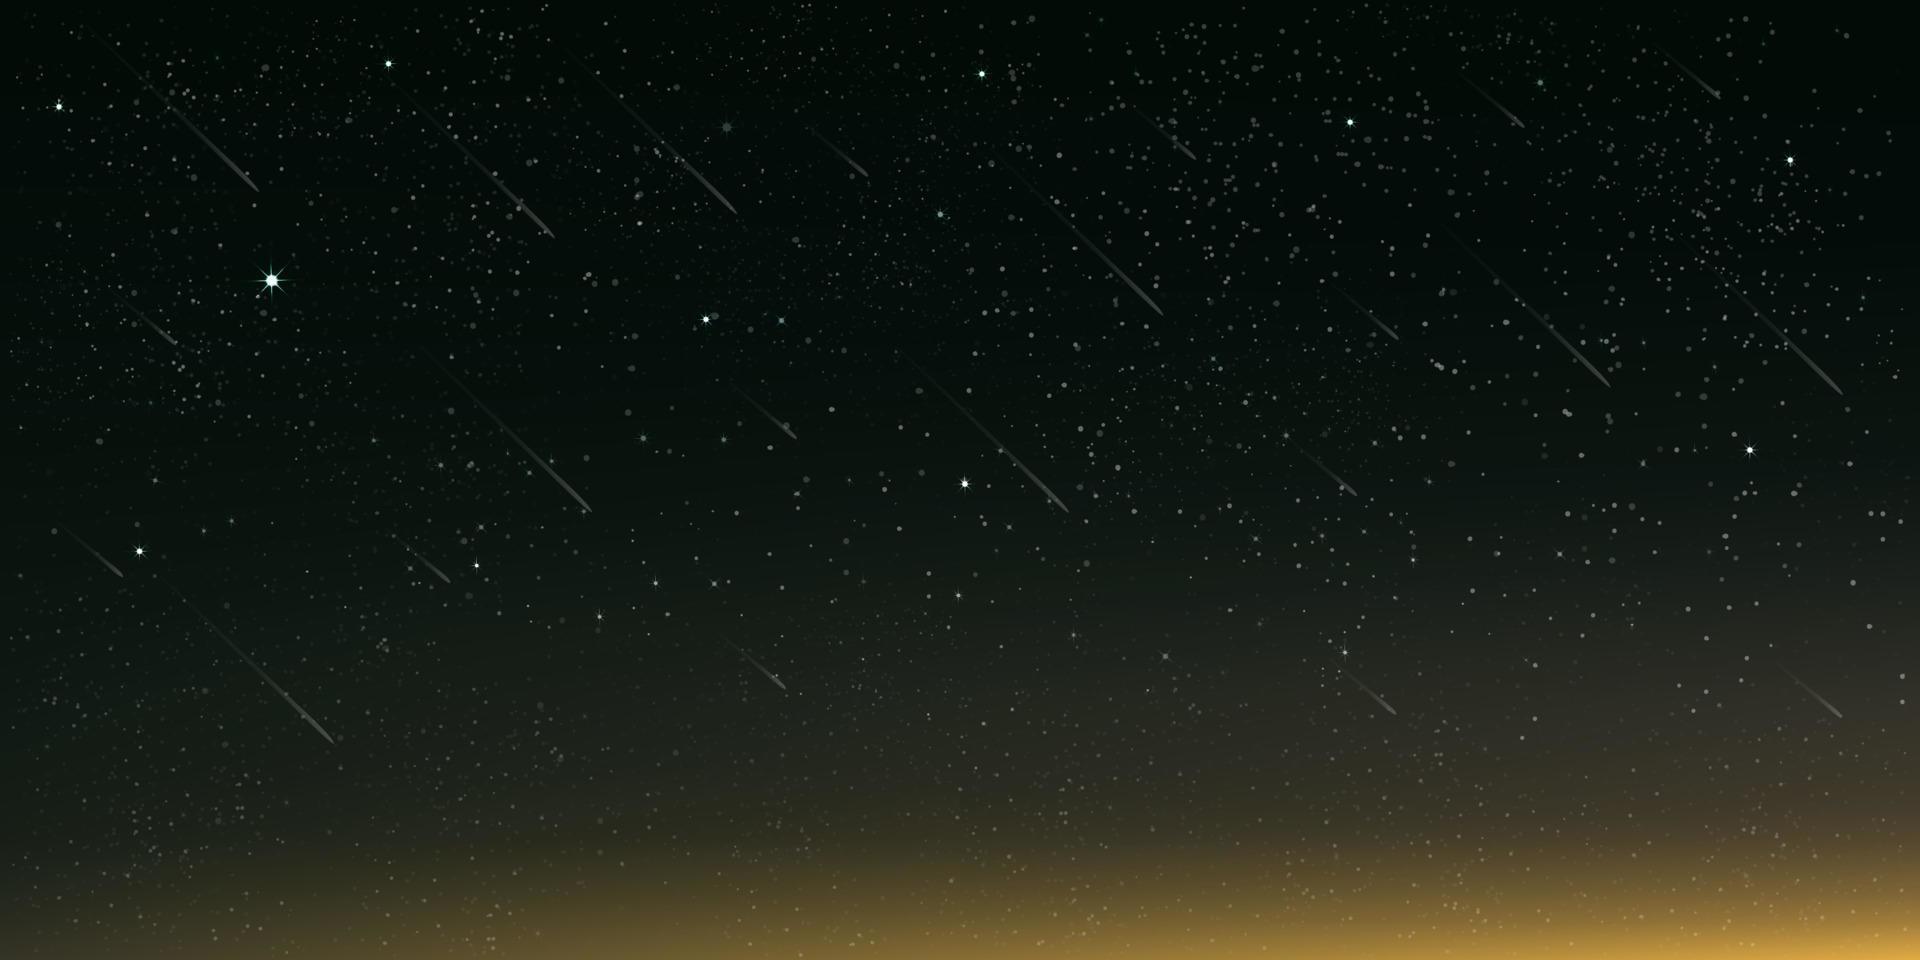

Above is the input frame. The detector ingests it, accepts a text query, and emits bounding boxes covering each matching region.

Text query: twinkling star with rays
[256,255,292,300]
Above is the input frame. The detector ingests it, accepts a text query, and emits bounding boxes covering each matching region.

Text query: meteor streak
[908,358,1070,514]
[1461,73,1526,129]
[1781,665,1843,719]
[995,152,1164,316]
[1445,227,1611,387]
[1133,107,1198,160]
[59,524,124,578]
[572,53,739,214]
[163,578,336,744]
[424,351,594,514]
[392,82,554,237]
[92,32,260,192]
[808,126,870,177]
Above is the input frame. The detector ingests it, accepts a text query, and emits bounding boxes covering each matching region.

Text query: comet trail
[392,535,452,584]
[1653,43,1722,99]
[424,351,594,514]
[1444,227,1611,387]
[1133,107,1198,160]
[1682,242,1843,396]
[907,357,1071,514]
[728,641,787,691]
[162,578,336,744]
[1295,444,1358,497]
[391,82,554,237]
[92,32,259,192]
[1339,664,1398,716]
[571,53,738,214]
[1781,665,1843,719]
[994,152,1165,316]
[735,385,798,440]
[1332,286,1400,341]
[121,299,179,347]
[1461,73,1526,129]
[60,525,124,578]
[808,126,870,177]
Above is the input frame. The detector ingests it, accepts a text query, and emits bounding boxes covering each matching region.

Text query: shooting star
[1133,107,1198,160]
[162,578,336,744]
[1780,665,1843,719]
[1682,242,1843,396]
[727,641,788,691]
[571,53,738,214]
[1332,286,1400,341]
[1653,44,1722,100]
[1445,228,1611,387]
[391,82,554,237]
[59,524,124,578]
[735,385,798,440]
[908,357,1071,514]
[391,534,452,584]
[994,152,1164,316]
[1461,73,1526,129]
[92,32,259,192]
[121,299,179,348]
[1339,665,1398,716]
[808,126,870,177]
[1295,444,1359,497]
[424,351,594,513]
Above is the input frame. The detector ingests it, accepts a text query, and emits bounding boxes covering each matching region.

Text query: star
[1785,155,1796,167]
[1344,117,1355,128]
[1744,444,1757,458]
[257,256,291,298]
[959,477,971,491]
[976,69,987,78]
[133,546,146,558]
[720,121,734,134]
[383,59,393,69]
[54,100,64,112]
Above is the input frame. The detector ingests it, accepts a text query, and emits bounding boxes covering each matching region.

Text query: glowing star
[1744,444,1757,458]
[133,546,146,558]
[1785,155,1796,167]
[383,59,393,69]
[976,69,986,78]
[959,477,971,491]
[1344,117,1355,128]
[54,100,64,112]
[256,255,291,299]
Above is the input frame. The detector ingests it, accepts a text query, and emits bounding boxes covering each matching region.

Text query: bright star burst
[257,254,292,299]
[1744,444,1757,458]
[959,477,971,491]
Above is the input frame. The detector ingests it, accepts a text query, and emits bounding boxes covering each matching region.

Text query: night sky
[8,6,1920,958]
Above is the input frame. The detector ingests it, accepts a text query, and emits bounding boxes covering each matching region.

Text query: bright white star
[133,546,146,558]
[959,477,971,491]
[383,59,393,69]
[1744,444,1756,458]
[1344,117,1354,127]
[977,69,986,78]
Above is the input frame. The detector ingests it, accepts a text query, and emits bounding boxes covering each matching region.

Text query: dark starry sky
[6,6,1918,958]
